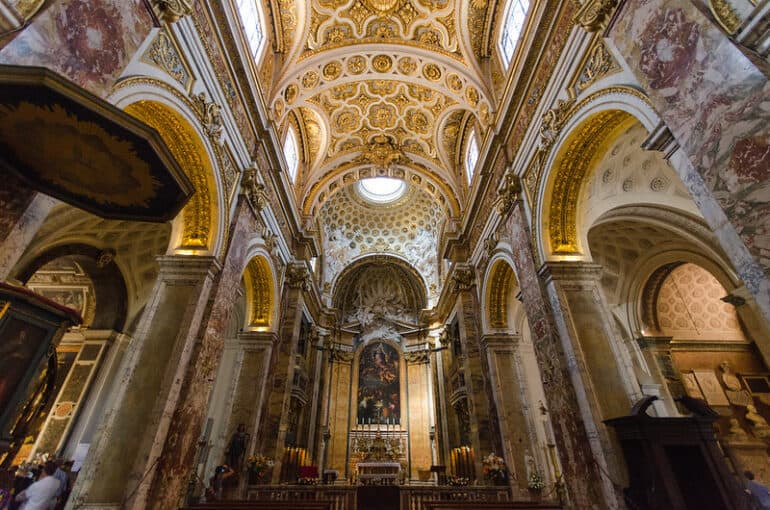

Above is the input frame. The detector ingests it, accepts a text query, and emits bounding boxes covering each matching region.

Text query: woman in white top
[14,463,60,510]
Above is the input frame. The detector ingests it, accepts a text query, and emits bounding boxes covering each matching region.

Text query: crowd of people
[0,459,74,510]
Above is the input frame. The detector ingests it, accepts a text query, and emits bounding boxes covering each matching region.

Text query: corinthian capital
[574,0,618,32]
[153,0,194,23]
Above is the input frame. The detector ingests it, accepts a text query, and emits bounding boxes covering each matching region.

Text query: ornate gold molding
[710,0,742,34]
[141,28,193,91]
[450,265,475,292]
[575,0,619,32]
[547,110,631,254]
[190,92,224,143]
[245,256,274,328]
[124,100,213,250]
[487,260,515,330]
[285,263,312,290]
[152,0,194,23]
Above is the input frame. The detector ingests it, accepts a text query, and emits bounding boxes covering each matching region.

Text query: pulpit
[605,397,747,510]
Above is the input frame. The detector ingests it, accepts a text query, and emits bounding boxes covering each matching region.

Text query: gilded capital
[285,263,312,290]
[153,0,194,23]
[495,173,522,215]
[241,166,269,212]
[450,265,475,292]
[575,0,619,32]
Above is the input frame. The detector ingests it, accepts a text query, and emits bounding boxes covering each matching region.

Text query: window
[465,128,479,183]
[235,0,265,59]
[499,0,529,68]
[357,177,407,204]
[283,126,299,181]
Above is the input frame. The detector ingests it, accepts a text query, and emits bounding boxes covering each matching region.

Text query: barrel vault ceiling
[262,0,501,304]
[267,0,498,219]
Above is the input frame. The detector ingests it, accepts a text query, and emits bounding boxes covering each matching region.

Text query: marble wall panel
[327,360,352,476]
[608,0,770,320]
[406,361,432,478]
[0,0,153,97]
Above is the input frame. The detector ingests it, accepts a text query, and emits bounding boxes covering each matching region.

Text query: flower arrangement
[446,475,470,486]
[482,452,507,484]
[527,471,545,491]
[247,454,274,483]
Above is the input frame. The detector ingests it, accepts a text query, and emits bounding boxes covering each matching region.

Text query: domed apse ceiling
[319,180,444,304]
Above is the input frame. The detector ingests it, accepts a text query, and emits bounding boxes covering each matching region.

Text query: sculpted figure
[746,405,770,439]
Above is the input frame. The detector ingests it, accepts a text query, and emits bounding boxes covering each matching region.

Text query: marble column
[140,197,261,510]
[67,255,221,510]
[606,0,770,326]
[0,168,56,281]
[450,266,502,481]
[481,334,537,495]
[257,262,309,484]
[502,202,616,509]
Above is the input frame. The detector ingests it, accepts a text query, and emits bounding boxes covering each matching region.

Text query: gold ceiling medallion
[302,71,320,90]
[446,74,463,93]
[323,61,343,80]
[284,84,299,104]
[422,63,442,82]
[362,0,402,14]
[397,57,417,75]
[348,56,367,75]
[372,55,394,73]
[465,86,479,107]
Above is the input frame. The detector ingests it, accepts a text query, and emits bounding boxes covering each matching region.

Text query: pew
[424,503,561,510]
[181,501,331,510]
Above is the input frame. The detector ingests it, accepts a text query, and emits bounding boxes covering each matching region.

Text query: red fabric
[299,466,318,479]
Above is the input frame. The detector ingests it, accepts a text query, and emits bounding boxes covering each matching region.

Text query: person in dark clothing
[226,424,249,471]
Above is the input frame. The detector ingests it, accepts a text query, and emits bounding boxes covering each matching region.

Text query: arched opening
[243,255,275,331]
[124,100,221,254]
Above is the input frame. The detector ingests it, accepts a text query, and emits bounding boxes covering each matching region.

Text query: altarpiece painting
[357,342,400,425]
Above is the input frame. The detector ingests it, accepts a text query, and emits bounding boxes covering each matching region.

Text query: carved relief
[141,29,193,90]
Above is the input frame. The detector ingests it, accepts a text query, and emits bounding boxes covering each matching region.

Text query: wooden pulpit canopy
[0,64,194,222]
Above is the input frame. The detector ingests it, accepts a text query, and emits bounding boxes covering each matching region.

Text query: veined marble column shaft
[539,262,639,485]
[503,203,616,509]
[67,255,221,510]
[451,269,501,481]
[607,0,770,325]
[257,263,308,484]
[142,197,261,510]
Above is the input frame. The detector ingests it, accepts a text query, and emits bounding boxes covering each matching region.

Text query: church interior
[0,0,769,509]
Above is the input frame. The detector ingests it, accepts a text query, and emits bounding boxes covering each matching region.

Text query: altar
[356,461,401,485]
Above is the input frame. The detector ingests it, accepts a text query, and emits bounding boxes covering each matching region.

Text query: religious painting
[0,317,49,429]
[357,342,400,425]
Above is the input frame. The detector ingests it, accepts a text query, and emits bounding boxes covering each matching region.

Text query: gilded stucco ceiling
[270,0,496,216]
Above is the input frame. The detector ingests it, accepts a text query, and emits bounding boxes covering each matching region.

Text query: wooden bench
[424,503,561,510]
[181,502,331,510]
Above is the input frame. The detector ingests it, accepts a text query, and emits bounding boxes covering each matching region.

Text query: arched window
[283,126,299,181]
[235,0,265,59]
[465,127,479,183]
[499,0,529,68]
